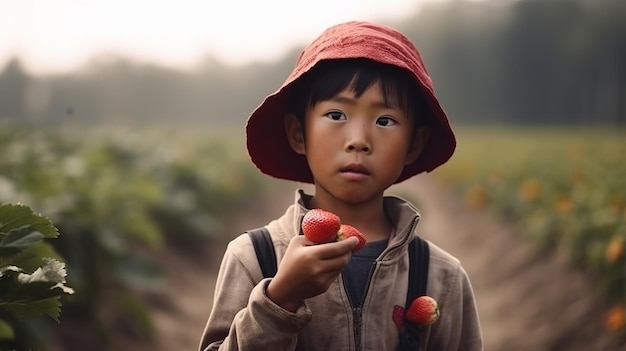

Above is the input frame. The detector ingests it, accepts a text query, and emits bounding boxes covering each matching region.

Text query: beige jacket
[199,190,483,351]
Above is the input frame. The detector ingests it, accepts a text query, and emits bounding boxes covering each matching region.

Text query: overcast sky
[0,0,449,74]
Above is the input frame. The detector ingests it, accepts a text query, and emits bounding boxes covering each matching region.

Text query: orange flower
[554,194,574,215]
[606,235,625,263]
[610,197,625,214]
[605,304,626,332]
[519,179,541,202]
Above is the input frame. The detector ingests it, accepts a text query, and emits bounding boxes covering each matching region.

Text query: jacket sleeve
[427,264,483,351]
[199,236,312,351]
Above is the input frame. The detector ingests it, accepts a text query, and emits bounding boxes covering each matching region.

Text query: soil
[59,175,622,350]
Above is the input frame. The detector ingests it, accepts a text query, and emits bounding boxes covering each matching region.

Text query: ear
[284,113,306,155]
[405,127,430,165]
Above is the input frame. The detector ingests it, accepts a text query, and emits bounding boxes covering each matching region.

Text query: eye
[376,116,398,127]
[325,111,346,121]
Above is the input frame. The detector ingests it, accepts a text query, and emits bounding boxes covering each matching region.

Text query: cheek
[304,122,338,158]
[305,115,338,144]
[380,131,415,166]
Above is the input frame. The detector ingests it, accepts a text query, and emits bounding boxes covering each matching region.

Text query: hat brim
[246,78,455,184]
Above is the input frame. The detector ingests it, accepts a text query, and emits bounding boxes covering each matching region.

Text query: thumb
[337,236,359,252]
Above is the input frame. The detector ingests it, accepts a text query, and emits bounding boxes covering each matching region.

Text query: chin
[334,188,382,204]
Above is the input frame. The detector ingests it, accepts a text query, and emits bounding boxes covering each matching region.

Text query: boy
[199,21,483,350]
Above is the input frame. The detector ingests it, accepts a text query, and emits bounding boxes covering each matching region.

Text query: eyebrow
[329,95,397,109]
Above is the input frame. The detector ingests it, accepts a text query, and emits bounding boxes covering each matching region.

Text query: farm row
[434,127,626,335]
[0,123,269,350]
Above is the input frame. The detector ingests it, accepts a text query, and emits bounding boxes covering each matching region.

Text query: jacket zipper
[347,262,376,351]
[353,307,362,351]
[347,216,419,350]
[361,260,379,351]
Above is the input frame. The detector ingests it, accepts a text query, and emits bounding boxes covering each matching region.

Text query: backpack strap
[246,227,277,278]
[398,235,430,351]
[407,235,430,303]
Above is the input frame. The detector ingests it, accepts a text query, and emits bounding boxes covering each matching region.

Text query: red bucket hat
[245,21,456,184]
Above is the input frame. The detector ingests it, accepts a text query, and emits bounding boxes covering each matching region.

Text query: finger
[311,237,358,259]
[316,253,354,273]
[289,235,318,246]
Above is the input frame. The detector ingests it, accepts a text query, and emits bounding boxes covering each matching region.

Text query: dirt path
[390,175,618,350]
[131,176,619,351]
[117,181,300,351]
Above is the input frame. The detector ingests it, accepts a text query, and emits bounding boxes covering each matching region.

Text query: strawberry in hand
[302,208,341,244]
[302,209,367,252]
[336,224,367,252]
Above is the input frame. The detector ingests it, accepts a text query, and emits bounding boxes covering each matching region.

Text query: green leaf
[3,297,62,322]
[1,281,56,302]
[0,241,62,272]
[0,318,15,340]
[0,226,44,257]
[0,203,58,239]
[0,259,73,322]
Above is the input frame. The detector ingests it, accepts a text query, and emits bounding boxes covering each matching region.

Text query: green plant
[0,203,73,350]
[0,123,271,348]
[435,126,626,338]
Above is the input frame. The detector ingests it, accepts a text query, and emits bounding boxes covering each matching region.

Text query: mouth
[340,163,371,175]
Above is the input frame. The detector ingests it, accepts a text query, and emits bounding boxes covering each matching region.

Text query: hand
[266,235,358,312]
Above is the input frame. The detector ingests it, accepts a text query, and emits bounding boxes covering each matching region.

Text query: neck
[309,193,392,242]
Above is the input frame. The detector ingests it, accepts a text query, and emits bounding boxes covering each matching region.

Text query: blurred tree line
[1,0,624,126]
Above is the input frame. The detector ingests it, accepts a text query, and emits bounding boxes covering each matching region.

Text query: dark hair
[288,58,430,132]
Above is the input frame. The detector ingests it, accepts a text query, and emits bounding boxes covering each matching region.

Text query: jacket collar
[277,189,421,261]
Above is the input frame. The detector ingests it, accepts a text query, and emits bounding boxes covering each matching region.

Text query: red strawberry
[336,224,367,252]
[302,209,341,244]
[405,296,440,326]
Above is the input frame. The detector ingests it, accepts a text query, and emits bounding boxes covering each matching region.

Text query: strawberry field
[434,126,626,337]
[0,122,270,350]
[2,123,625,349]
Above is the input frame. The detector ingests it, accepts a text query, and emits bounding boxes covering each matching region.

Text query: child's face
[287,82,424,204]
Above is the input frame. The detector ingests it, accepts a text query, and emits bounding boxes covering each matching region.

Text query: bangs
[289,58,427,125]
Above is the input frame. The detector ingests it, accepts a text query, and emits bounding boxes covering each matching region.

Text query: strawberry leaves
[0,226,44,257]
[0,203,73,341]
[0,203,59,239]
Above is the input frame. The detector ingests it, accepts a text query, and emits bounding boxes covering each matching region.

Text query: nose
[345,123,371,153]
